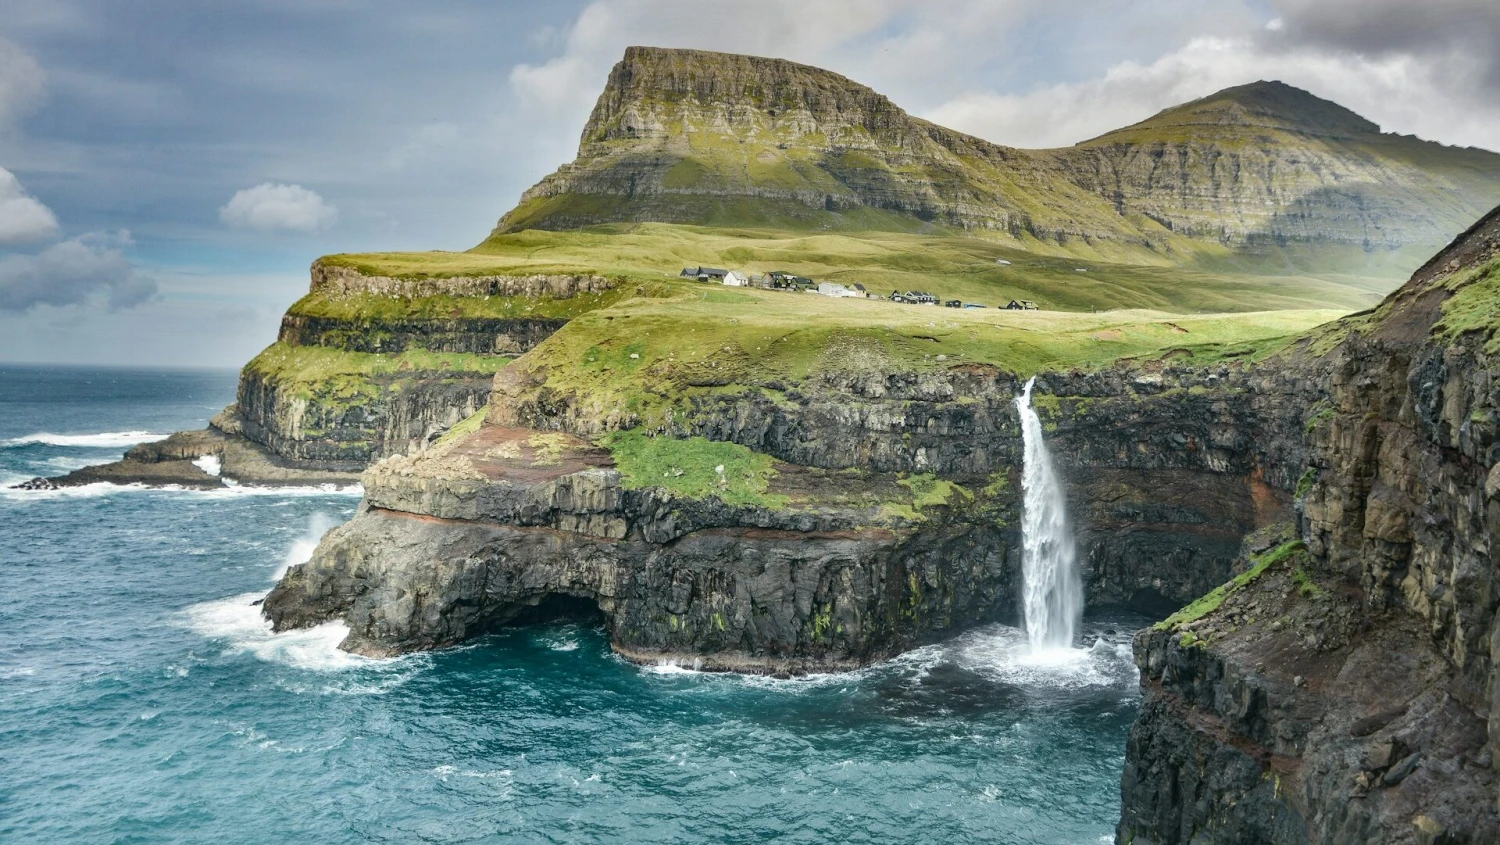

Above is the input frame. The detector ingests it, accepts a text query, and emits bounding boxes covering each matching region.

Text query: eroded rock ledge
[265,426,1013,671]
[1119,208,1500,843]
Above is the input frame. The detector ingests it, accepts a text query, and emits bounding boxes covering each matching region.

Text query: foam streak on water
[1015,377,1084,652]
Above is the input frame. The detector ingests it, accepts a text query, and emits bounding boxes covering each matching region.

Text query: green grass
[244,342,513,403]
[434,407,488,447]
[287,286,637,321]
[1291,566,1325,599]
[502,280,1343,432]
[322,223,1390,314]
[1435,258,1500,352]
[601,429,787,508]
[1155,540,1307,632]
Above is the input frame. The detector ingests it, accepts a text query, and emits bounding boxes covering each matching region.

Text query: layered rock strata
[1117,207,1500,843]
[500,47,1500,264]
[265,348,1310,669]
[50,266,615,486]
[265,426,1016,670]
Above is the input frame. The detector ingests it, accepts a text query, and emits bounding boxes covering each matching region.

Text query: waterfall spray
[1014,377,1083,652]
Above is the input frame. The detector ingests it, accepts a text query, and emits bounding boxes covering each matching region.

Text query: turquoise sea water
[0,365,1142,844]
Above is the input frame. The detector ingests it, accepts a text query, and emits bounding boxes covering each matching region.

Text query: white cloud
[924,33,1500,150]
[0,37,46,127]
[219,182,338,232]
[0,230,156,312]
[0,166,59,244]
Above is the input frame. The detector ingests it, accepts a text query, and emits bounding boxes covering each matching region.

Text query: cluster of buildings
[679,266,1040,311]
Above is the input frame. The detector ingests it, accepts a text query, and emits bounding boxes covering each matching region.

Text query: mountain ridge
[496,47,1500,275]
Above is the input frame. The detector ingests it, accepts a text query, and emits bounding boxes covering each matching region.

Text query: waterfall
[1014,377,1083,652]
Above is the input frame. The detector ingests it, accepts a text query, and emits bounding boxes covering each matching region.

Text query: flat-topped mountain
[499,47,1500,271]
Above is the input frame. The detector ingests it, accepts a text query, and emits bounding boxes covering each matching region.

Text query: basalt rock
[265,426,1015,669]
[1117,207,1500,843]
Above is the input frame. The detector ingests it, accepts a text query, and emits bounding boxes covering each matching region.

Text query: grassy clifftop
[318,223,1390,315]
[493,279,1340,431]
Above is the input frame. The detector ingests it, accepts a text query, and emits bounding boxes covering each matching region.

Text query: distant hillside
[495,47,1500,276]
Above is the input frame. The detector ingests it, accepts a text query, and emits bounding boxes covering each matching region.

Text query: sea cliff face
[1117,209,1500,844]
[263,342,1309,670]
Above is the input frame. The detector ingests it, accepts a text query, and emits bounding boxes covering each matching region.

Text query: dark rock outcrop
[1117,207,1500,843]
[265,427,1016,669]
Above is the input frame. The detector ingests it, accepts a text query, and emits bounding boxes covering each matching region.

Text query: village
[678,265,1041,310]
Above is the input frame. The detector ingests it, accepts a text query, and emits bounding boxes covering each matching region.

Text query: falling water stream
[1015,377,1084,653]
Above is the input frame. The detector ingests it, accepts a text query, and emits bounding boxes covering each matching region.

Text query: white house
[722,270,749,287]
[817,282,866,298]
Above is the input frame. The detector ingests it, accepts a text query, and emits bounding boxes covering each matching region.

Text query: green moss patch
[1155,540,1308,632]
[602,429,787,508]
[1435,258,1500,352]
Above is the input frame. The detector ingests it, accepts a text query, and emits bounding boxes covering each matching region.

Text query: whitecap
[272,512,340,581]
[2,481,362,501]
[192,454,221,476]
[179,591,374,672]
[3,430,169,448]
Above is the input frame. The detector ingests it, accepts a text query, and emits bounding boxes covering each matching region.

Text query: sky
[1,0,1498,367]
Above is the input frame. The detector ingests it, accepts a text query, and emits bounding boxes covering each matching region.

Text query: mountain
[498,47,1500,270]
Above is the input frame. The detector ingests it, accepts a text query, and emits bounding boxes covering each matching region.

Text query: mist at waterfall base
[1,366,1145,844]
[1015,377,1085,656]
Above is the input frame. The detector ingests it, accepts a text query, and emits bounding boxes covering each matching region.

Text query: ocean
[0,365,1142,844]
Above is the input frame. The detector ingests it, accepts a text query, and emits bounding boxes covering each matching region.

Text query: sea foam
[3,431,169,448]
[182,592,371,672]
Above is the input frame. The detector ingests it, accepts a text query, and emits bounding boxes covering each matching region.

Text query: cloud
[0,166,59,244]
[219,182,338,232]
[0,231,156,312]
[925,30,1500,151]
[0,37,46,127]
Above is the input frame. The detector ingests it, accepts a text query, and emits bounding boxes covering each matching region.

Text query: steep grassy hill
[497,47,1500,278]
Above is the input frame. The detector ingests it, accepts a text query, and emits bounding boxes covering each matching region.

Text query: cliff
[1117,207,1500,843]
[38,264,623,488]
[499,48,1500,270]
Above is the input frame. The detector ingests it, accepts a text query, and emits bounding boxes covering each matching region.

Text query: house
[767,271,800,290]
[944,299,963,308]
[681,266,729,281]
[1005,300,1040,310]
[906,291,938,305]
[723,270,749,287]
[850,283,868,297]
[817,281,849,297]
[889,290,908,303]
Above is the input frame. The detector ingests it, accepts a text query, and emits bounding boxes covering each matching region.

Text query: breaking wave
[3,431,168,448]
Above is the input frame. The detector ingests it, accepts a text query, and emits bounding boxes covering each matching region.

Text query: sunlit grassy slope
[322,223,1393,314]
[497,278,1342,427]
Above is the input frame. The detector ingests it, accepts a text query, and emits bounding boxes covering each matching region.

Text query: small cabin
[944,299,963,308]
[681,266,729,281]
[723,270,749,287]
[817,282,848,297]
[1005,300,1040,310]
[768,271,799,290]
